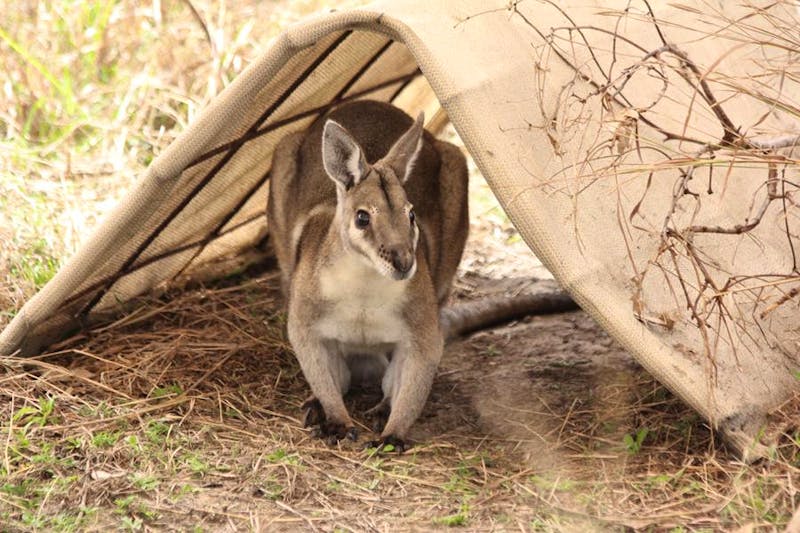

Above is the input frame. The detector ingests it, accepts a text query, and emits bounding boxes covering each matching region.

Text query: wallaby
[267,100,575,450]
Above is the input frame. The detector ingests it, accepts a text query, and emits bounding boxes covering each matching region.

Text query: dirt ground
[0,125,797,531]
[1,160,797,532]
[4,173,796,531]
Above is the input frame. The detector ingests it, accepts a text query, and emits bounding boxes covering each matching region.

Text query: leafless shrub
[512,0,800,372]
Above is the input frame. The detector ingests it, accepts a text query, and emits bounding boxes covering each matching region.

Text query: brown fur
[267,100,468,446]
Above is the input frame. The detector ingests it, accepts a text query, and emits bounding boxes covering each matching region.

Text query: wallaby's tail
[440,291,578,341]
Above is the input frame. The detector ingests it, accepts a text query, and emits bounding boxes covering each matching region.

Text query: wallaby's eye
[355,209,371,228]
[408,209,416,224]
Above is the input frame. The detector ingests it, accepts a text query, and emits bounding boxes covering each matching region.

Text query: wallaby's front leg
[376,333,443,450]
[287,321,357,443]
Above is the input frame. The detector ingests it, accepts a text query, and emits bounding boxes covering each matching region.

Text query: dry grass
[1,1,799,531]
[1,266,798,530]
[0,0,360,318]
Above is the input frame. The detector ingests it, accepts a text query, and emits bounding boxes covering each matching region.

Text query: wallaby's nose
[390,249,414,274]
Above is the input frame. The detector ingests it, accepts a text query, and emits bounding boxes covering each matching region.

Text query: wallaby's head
[322,111,424,281]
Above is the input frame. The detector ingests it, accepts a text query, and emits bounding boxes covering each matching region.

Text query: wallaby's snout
[390,248,415,277]
[378,242,416,280]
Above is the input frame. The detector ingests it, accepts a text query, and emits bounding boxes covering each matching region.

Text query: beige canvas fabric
[2,1,798,459]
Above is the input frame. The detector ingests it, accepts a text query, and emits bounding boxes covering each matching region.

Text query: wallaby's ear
[382,111,424,183]
[322,120,368,190]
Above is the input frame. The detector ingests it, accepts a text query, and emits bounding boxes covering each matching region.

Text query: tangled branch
[509,0,800,367]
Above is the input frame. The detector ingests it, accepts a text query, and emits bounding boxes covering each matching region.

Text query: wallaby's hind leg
[266,132,305,296]
[365,397,390,433]
[431,140,469,305]
[301,396,325,427]
[329,344,351,396]
[288,320,357,443]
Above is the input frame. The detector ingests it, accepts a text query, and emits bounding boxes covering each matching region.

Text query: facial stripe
[376,172,393,209]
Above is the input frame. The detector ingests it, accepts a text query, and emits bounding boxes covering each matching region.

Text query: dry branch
[511,0,800,367]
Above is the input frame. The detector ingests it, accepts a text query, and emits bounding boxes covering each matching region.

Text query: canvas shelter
[2,0,799,460]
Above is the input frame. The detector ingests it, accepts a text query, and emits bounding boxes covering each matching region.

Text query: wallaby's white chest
[315,253,408,348]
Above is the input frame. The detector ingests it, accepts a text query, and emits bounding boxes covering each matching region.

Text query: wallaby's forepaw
[365,434,409,453]
[365,399,391,433]
[301,397,358,444]
[312,422,359,445]
[301,396,325,428]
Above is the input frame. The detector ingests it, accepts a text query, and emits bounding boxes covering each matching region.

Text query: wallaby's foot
[366,434,409,453]
[302,396,358,444]
[301,396,325,428]
[365,398,391,433]
[312,421,359,445]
